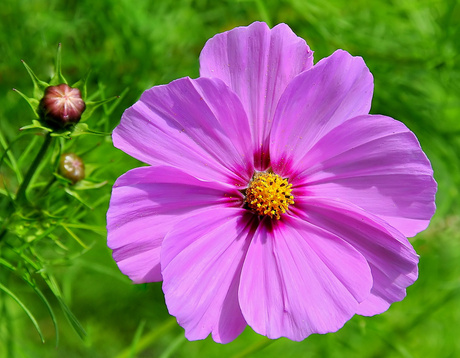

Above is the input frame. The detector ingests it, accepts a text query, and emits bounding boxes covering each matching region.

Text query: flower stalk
[15,133,52,204]
[0,133,53,241]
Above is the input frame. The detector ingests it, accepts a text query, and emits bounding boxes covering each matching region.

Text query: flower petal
[161,208,256,343]
[270,50,373,176]
[107,166,241,283]
[296,197,419,316]
[200,22,313,170]
[113,77,254,186]
[239,216,372,341]
[293,115,437,237]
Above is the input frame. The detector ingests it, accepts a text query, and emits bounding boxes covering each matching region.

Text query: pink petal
[200,22,313,170]
[293,115,437,237]
[113,77,254,187]
[107,166,241,283]
[239,216,372,341]
[296,197,419,316]
[161,208,256,343]
[270,50,374,176]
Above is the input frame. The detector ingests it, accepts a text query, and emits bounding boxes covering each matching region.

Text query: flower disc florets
[246,172,294,220]
[39,84,86,128]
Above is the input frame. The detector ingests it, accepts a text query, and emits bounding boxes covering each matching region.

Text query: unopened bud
[59,153,85,184]
[39,84,86,128]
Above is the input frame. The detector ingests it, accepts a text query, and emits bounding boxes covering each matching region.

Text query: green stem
[0,133,53,241]
[0,274,15,358]
[36,176,57,202]
[15,133,52,204]
[0,218,11,242]
[0,128,24,183]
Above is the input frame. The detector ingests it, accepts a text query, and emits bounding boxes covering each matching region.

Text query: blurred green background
[1,0,460,357]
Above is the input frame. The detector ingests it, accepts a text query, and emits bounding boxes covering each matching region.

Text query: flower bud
[59,153,85,184]
[39,84,86,128]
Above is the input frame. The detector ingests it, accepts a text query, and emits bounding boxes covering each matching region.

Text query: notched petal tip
[199,21,314,170]
[239,217,372,341]
[161,208,254,343]
[270,48,375,177]
[297,197,420,317]
[112,76,254,186]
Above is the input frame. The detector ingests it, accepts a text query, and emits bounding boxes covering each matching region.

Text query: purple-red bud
[59,153,85,184]
[39,84,86,128]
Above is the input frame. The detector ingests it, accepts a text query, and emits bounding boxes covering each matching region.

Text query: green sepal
[54,172,73,185]
[49,43,67,86]
[13,88,40,117]
[71,123,111,137]
[50,131,72,139]
[72,69,91,101]
[73,179,108,190]
[19,120,53,133]
[18,121,80,139]
[81,96,119,122]
[20,60,49,99]
[19,122,109,138]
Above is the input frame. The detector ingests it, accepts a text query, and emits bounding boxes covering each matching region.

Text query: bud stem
[15,133,53,204]
[36,175,57,201]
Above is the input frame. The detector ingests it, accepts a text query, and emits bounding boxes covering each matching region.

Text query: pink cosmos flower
[107,22,436,343]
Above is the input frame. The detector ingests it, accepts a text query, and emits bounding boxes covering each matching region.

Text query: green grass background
[1,0,460,357]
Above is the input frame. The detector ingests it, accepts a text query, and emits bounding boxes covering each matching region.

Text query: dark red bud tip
[39,84,86,129]
[59,153,85,184]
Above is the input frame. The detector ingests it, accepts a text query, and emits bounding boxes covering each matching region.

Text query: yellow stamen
[245,172,294,220]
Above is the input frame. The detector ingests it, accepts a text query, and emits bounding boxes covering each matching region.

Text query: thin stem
[15,133,52,204]
[0,218,11,242]
[36,176,57,201]
[0,133,53,241]
[0,128,23,183]
[0,275,15,358]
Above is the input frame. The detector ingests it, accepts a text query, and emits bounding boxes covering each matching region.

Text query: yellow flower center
[245,172,294,220]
